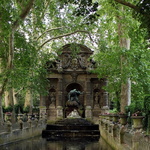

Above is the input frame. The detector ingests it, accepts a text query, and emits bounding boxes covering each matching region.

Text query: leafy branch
[114,0,139,12]
[40,30,94,48]
[37,27,64,40]
[13,0,35,29]
[114,0,149,16]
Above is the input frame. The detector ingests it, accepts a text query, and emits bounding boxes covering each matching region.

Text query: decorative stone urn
[5,112,12,122]
[131,116,144,129]
[17,114,23,121]
[112,114,119,123]
[119,114,128,125]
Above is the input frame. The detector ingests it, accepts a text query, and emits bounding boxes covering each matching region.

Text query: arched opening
[65,82,84,105]
[65,83,85,118]
[66,83,83,93]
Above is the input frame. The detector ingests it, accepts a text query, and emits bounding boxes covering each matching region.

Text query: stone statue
[68,89,81,104]
[50,92,56,107]
[67,109,81,118]
[94,92,99,104]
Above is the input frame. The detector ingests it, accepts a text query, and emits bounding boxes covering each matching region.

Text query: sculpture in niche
[93,91,100,108]
[65,89,84,117]
[49,92,56,107]
[94,92,99,104]
[68,89,81,104]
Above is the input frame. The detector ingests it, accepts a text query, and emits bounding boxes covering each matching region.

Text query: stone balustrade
[0,114,46,146]
[99,114,150,150]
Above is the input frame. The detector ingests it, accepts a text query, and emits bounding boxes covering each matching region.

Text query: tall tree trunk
[120,76,131,113]
[0,0,35,123]
[0,58,4,125]
[24,89,33,113]
[117,7,131,113]
[120,37,131,113]
[0,93,3,125]
[13,89,18,105]
[4,90,13,107]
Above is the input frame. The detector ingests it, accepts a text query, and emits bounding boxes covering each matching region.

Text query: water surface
[0,136,113,150]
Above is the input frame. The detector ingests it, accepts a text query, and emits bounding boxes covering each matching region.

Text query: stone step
[46,124,99,130]
[42,118,100,138]
[42,130,100,138]
[54,118,94,125]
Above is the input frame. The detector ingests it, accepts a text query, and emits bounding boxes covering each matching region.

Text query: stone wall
[0,116,46,146]
[99,115,150,150]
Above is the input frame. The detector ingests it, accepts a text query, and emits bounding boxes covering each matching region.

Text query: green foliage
[57,0,99,24]
[126,101,144,115]
[143,96,150,133]
[144,96,150,113]
[3,106,13,113]
[109,108,119,114]
[23,106,30,113]
[14,104,23,114]
[134,0,150,37]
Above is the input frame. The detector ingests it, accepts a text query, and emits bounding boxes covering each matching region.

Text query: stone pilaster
[101,92,109,114]
[56,78,63,119]
[40,95,46,106]
[85,78,91,106]
[56,106,63,119]
[39,106,47,118]
[85,106,92,119]
[57,78,63,106]
[39,95,47,117]
[103,92,109,107]
[85,78,92,119]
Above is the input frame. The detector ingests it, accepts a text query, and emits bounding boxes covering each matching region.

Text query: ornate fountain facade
[40,43,109,123]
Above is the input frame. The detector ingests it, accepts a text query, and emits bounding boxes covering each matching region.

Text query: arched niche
[93,88,101,108]
[66,82,83,92]
[48,88,56,108]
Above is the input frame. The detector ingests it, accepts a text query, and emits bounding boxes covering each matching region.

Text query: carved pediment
[62,54,87,70]
[47,43,96,72]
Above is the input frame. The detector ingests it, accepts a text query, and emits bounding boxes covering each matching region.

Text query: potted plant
[131,111,144,129]
[5,112,12,121]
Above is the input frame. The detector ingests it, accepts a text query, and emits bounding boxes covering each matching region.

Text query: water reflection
[0,137,113,150]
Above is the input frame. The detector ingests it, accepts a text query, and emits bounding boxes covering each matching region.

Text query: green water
[0,137,113,150]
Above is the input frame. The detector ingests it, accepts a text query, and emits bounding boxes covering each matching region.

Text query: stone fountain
[42,89,100,139]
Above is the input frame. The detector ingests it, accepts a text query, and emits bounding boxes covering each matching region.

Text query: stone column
[103,92,109,107]
[101,92,109,114]
[85,78,92,119]
[56,78,63,119]
[39,95,47,118]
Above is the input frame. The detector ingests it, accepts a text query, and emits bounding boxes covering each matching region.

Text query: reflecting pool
[0,137,114,150]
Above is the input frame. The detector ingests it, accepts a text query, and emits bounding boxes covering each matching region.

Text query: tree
[0,0,35,124]
[114,0,150,37]
[93,0,150,113]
